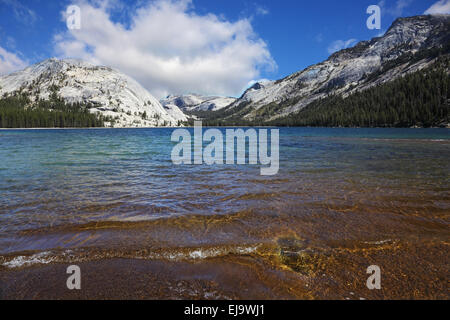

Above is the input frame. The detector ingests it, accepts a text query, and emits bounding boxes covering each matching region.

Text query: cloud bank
[378,0,413,17]
[54,0,276,99]
[424,0,450,14]
[0,46,27,75]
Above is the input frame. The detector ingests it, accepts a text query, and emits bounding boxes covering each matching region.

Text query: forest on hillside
[0,92,109,128]
[268,58,449,128]
[1,55,449,128]
[198,56,449,128]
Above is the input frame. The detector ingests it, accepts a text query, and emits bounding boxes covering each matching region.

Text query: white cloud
[0,46,27,75]
[6,36,17,50]
[255,6,269,16]
[425,0,450,14]
[54,0,276,99]
[378,0,412,17]
[327,39,358,54]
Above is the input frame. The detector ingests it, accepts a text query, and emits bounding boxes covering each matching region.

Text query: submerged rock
[277,238,325,276]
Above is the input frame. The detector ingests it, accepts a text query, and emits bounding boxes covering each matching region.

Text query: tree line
[0,93,109,128]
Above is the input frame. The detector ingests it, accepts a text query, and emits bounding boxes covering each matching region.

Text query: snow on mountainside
[0,58,187,127]
[222,15,450,121]
[161,94,236,112]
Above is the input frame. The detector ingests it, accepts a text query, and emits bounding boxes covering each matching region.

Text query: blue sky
[0,0,447,98]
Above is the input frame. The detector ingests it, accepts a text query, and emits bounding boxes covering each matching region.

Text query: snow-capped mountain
[161,94,236,112]
[221,15,450,121]
[0,58,187,127]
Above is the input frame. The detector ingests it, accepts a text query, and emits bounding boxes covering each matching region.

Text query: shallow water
[0,128,449,299]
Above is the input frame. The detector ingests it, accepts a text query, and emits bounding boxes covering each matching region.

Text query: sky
[0,0,449,99]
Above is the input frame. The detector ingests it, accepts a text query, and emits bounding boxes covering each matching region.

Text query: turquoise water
[0,127,448,250]
[0,128,448,299]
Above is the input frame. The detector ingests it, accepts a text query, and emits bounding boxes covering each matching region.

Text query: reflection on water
[0,128,449,299]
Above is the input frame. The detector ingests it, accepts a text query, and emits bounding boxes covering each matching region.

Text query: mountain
[203,15,449,125]
[161,94,236,112]
[0,58,187,127]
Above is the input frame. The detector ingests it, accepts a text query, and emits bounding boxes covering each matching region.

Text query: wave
[0,244,261,269]
[357,138,449,142]
[2,251,58,268]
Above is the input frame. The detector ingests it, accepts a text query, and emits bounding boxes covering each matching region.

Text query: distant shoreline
[0,126,449,130]
[0,127,169,130]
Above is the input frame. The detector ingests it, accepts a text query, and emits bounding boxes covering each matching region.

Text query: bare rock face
[0,58,187,127]
[224,15,450,121]
[161,94,236,112]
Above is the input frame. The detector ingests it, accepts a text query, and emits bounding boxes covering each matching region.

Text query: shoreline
[0,257,307,300]
[0,126,449,130]
[1,238,448,300]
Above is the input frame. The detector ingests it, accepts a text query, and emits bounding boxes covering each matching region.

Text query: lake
[0,128,449,299]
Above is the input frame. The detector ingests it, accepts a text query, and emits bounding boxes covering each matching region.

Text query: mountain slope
[161,94,236,112]
[206,15,449,124]
[269,57,449,128]
[0,58,187,127]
